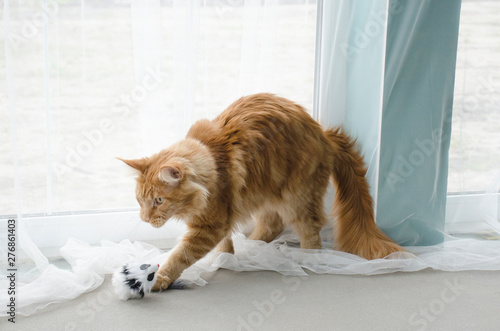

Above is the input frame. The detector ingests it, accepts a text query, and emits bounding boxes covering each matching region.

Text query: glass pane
[448,1,500,193]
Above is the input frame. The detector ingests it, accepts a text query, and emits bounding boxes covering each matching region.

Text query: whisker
[128,221,144,242]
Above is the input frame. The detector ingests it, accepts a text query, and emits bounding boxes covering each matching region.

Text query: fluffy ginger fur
[120,93,404,291]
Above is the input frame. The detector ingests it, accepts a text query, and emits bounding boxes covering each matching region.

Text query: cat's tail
[324,127,404,260]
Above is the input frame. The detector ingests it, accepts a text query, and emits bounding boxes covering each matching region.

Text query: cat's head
[119,154,210,228]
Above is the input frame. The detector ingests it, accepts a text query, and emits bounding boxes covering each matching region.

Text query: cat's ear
[117,157,149,174]
[158,165,183,187]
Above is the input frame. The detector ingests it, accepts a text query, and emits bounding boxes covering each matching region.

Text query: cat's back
[214,93,322,140]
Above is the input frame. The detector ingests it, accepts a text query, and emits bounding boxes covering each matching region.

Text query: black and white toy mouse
[112,262,159,301]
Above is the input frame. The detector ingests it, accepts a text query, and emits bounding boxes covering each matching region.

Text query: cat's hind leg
[291,200,327,249]
[215,235,234,254]
[248,210,285,243]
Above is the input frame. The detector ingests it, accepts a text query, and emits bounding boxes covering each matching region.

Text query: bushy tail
[325,128,404,259]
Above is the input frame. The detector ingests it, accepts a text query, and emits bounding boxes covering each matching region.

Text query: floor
[3,268,500,331]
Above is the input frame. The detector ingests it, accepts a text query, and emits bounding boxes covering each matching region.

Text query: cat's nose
[145,217,150,221]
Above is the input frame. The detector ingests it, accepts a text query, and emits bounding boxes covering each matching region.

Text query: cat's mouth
[149,218,166,228]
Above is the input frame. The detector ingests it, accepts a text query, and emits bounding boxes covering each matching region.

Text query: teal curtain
[377,0,462,245]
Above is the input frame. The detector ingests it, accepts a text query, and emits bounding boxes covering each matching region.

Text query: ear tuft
[117,157,149,174]
[159,166,183,186]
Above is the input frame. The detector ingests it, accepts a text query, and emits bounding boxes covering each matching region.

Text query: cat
[119,93,404,291]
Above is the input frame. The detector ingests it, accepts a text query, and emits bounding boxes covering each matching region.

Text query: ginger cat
[120,93,404,291]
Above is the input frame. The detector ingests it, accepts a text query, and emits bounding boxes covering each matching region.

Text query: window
[446,1,500,235]
[448,1,500,193]
[1,0,318,249]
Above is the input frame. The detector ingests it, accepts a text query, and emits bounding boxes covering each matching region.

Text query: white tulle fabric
[3,230,500,317]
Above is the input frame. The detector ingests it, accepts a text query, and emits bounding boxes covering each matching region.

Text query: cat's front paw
[152,273,172,292]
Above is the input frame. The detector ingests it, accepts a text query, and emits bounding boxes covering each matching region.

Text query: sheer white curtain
[1,0,317,316]
[315,0,388,204]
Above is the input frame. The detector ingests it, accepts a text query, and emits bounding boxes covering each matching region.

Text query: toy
[112,262,159,301]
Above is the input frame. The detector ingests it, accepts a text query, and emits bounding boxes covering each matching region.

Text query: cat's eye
[154,197,164,206]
